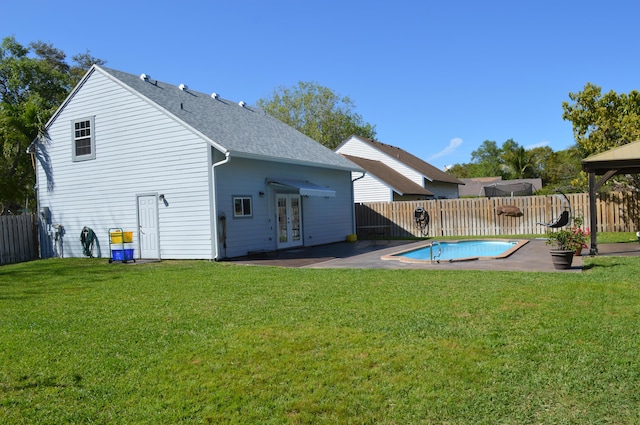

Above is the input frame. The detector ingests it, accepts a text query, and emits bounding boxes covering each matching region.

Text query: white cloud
[429,137,463,160]
[525,140,550,149]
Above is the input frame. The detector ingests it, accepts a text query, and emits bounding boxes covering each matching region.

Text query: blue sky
[5,0,640,169]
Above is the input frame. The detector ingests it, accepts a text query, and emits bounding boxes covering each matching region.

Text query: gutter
[211,151,231,260]
[350,171,366,235]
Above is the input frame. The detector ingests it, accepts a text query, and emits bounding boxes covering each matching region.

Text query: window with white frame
[72,117,95,161]
[233,196,252,217]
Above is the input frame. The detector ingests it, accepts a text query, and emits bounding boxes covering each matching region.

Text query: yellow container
[346,233,357,243]
[110,231,133,243]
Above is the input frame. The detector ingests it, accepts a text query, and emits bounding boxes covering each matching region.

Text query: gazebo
[581,141,640,255]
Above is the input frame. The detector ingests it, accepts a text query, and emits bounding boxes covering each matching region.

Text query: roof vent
[179,83,188,91]
[211,92,219,99]
[140,73,149,81]
[239,101,246,108]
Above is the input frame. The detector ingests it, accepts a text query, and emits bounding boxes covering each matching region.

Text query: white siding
[215,158,354,258]
[37,71,214,259]
[337,136,423,184]
[352,172,392,203]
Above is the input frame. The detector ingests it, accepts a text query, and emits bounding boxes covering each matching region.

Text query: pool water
[390,240,526,262]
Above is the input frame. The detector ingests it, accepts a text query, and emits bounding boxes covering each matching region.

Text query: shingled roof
[349,135,463,184]
[342,155,433,196]
[69,66,359,171]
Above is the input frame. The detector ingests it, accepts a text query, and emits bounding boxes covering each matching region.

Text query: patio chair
[537,210,570,228]
[537,190,572,228]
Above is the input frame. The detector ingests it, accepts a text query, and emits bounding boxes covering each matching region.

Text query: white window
[233,196,252,218]
[72,117,95,161]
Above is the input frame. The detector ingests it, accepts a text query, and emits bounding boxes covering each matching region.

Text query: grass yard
[1,253,640,424]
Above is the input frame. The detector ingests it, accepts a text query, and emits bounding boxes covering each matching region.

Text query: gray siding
[37,70,214,259]
[215,157,354,258]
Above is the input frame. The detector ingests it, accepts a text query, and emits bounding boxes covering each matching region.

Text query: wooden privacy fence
[355,192,639,238]
[0,214,39,265]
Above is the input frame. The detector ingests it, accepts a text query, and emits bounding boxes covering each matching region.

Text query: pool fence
[355,192,639,238]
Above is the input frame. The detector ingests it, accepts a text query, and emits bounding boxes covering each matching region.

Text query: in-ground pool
[384,239,529,263]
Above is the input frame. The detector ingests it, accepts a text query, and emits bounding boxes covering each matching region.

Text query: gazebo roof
[582,140,640,255]
[582,140,640,175]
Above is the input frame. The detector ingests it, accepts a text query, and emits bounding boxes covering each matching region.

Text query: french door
[276,194,302,249]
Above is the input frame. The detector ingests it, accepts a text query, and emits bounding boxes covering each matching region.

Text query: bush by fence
[355,192,639,238]
[0,214,39,265]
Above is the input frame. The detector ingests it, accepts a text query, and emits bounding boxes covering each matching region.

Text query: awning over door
[267,178,336,197]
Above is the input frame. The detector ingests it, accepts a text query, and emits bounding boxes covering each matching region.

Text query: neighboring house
[335,135,463,202]
[458,177,542,197]
[33,65,361,260]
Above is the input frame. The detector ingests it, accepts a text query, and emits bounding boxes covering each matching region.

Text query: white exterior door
[137,195,160,259]
[276,194,302,249]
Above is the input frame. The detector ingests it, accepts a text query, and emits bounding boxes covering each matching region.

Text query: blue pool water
[395,240,519,262]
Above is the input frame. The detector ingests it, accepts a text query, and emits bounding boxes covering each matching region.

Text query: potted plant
[545,215,589,269]
[569,214,590,256]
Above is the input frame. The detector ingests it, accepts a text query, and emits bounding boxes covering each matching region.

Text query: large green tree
[562,83,640,191]
[257,81,376,150]
[470,140,504,177]
[0,36,104,213]
[500,140,539,179]
[562,83,640,156]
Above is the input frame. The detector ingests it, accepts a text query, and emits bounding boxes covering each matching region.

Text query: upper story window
[72,117,95,161]
[233,196,253,218]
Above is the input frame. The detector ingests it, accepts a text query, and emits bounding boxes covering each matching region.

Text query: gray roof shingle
[97,66,358,171]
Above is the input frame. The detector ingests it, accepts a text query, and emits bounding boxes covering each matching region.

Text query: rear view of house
[33,66,360,260]
[335,135,463,202]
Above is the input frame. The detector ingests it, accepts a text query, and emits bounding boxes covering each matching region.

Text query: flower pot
[550,249,574,270]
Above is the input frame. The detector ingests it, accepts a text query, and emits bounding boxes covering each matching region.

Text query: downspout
[212,151,231,260]
[351,171,366,235]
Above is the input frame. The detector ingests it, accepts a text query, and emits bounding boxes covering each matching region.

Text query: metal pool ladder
[430,241,442,263]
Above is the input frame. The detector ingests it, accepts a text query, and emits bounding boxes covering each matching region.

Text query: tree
[500,140,539,179]
[562,83,640,191]
[0,36,104,213]
[448,139,584,191]
[562,83,640,157]
[257,81,376,150]
[469,140,505,177]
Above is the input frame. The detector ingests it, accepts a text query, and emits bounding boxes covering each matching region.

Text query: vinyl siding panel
[337,137,423,190]
[37,70,214,259]
[352,172,392,203]
[338,136,461,201]
[215,157,354,258]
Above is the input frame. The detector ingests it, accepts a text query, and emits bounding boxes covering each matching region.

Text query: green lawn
[1,250,639,423]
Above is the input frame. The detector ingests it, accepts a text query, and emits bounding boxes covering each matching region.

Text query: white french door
[276,194,302,249]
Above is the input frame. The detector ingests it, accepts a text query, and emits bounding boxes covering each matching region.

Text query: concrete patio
[225,239,640,272]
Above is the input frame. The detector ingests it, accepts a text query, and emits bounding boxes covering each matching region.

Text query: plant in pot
[545,216,589,269]
[569,214,590,256]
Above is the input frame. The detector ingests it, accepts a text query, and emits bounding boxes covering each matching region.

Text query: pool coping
[381,239,530,264]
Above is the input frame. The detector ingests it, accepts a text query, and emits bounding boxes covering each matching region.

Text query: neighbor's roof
[582,141,640,175]
[58,65,360,171]
[346,135,463,184]
[458,177,542,197]
[342,154,433,196]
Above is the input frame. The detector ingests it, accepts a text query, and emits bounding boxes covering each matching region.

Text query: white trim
[267,178,336,197]
[71,116,96,161]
